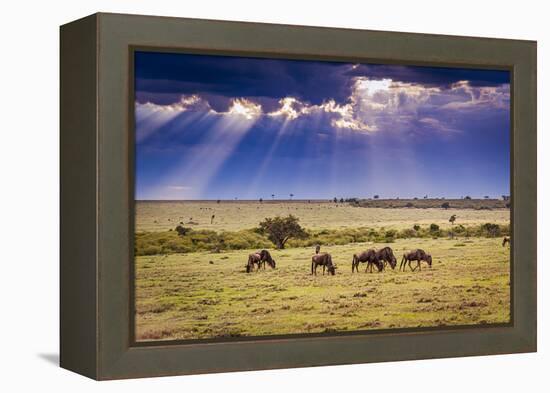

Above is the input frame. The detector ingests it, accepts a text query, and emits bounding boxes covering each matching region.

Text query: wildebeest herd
[245,235,510,275]
[245,245,432,275]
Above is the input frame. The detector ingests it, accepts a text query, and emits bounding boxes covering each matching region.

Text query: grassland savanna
[134,200,510,342]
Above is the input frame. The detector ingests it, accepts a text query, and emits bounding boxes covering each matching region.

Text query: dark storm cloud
[135,51,353,109]
[136,52,510,112]
[344,64,509,88]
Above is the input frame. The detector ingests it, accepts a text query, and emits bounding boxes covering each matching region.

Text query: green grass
[135,237,511,341]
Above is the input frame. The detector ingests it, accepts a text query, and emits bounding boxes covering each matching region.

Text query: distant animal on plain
[352,249,383,273]
[502,237,510,247]
[311,253,336,275]
[315,245,321,254]
[400,249,432,271]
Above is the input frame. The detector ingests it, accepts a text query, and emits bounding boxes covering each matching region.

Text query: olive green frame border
[60,12,536,380]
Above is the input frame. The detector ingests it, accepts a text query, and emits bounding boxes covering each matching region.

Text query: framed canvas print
[60,13,536,380]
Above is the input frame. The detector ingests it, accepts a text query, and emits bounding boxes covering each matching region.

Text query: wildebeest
[400,249,432,272]
[502,237,510,247]
[351,249,383,273]
[311,253,336,275]
[245,249,276,273]
[258,249,276,269]
[377,247,397,270]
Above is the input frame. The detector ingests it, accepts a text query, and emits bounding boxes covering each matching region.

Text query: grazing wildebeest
[502,237,510,247]
[311,253,336,275]
[246,252,262,273]
[352,249,383,273]
[377,247,397,270]
[400,249,432,272]
[258,249,276,269]
[245,250,276,273]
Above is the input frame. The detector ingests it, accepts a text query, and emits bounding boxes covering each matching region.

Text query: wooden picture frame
[60,12,536,380]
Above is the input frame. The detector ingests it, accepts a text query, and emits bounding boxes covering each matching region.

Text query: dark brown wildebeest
[377,247,397,270]
[246,252,261,273]
[257,249,276,269]
[245,250,276,273]
[311,253,336,275]
[400,249,432,272]
[502,237,510,247]
[352,249,383,273]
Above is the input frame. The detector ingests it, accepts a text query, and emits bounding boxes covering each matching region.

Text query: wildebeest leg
[311,262,314,275]
[323,265,325,275]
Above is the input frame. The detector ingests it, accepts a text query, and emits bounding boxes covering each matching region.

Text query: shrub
[175,225,191,237]
[142,245,162,255]
[400,228,417,238]
[480,223,501,237]
[429,223,440,232]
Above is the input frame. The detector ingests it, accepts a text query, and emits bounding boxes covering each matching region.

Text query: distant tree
[502,195,510,201]
[373,195,379,199]
[484,196,490,199]
[333,197,338,203]
[464,195,472,200]
[406,202,414,208]
[289,193,294,200]
[413,224,421,231]
[413,197,418,200]
[339,198,344,203]
[259,198,263,203]
[271,194,275,200]
[216,199,221,204]
[175,225,191,237]
[441,202,450,210]
[429,223,440,232]
[258,215,307,249]
[424,195,428,199]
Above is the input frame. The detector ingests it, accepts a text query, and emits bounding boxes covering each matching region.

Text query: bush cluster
[135,222,510,256]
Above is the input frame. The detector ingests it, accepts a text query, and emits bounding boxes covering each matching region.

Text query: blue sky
[134,51,510,200]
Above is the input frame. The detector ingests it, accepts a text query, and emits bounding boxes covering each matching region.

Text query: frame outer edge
[60,14,100,379]
[91,13,537,379]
